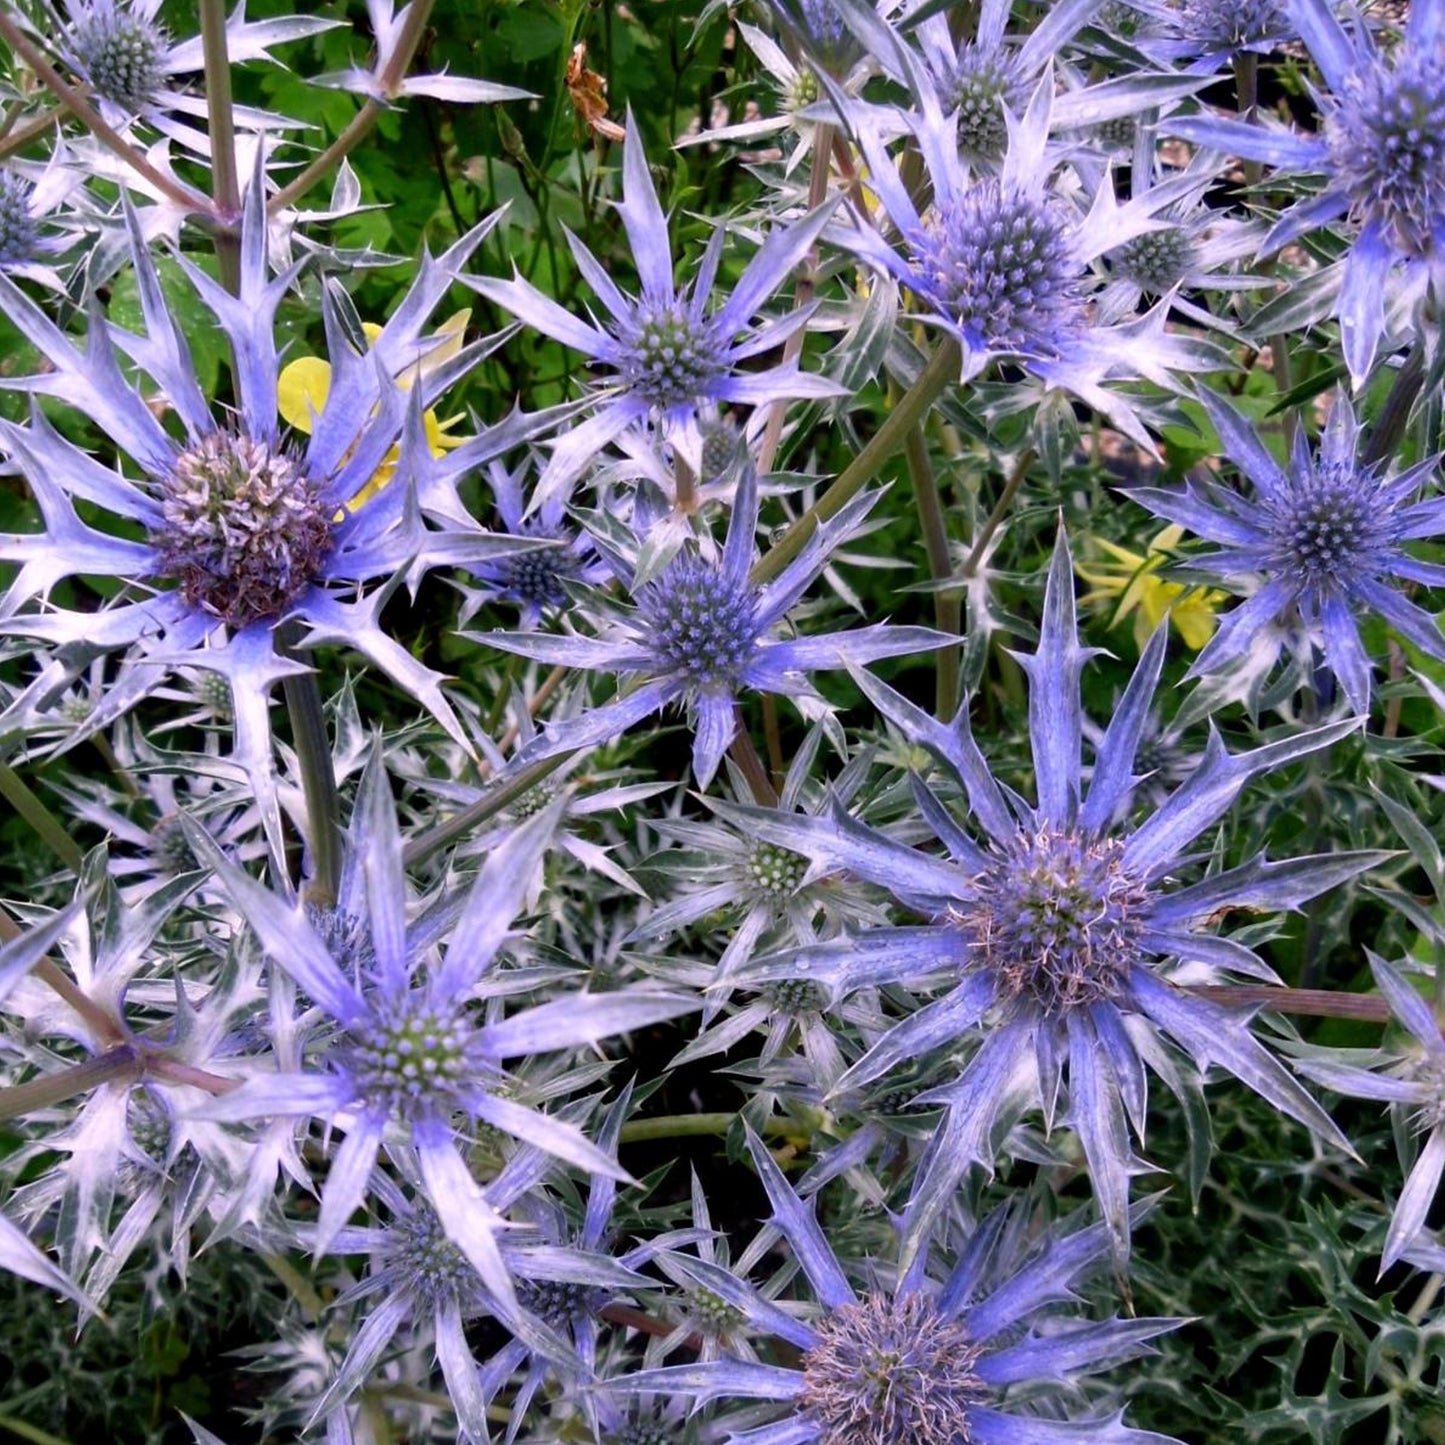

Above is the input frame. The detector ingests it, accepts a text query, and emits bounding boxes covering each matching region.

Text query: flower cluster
[0,1,1443,1443]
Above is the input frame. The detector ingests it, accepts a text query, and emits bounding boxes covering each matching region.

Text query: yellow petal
[1174,596,1222,650]
[278,356,333,435]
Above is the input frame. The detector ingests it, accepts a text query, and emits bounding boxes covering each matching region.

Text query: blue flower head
[0,167,558,863]
[727,533,1375,1262]
[479,466,944,786]
[467,112,844,501]
[1129,387,1445,712]
[845,68,1217,445]
[1171,0,1445,383]
[617,1131,1183,1445]
[189,750,695,1317]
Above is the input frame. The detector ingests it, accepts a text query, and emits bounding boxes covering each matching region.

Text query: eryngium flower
[1128,388,1445,712]
[0,180,554,855]
[617,1131,1183,1445]
[845,69,1215,444]
[727,533,1371,1261]
[1169,0,1445,383]
[477,466,943,786]
[54,0,336,151]
[186,752,695,1315]
[1296,955,1445,1272]
[466,112,843,500]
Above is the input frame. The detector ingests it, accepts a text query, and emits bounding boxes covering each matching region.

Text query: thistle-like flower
[187,753,695,1314]
[844,69,1217,445]
[51,0,337,152]
[1128,388,1445,712]
[466,113,843,501]
[617,1131,1183,1445]
[726,532,1374,1261]
[1170,0,1445,383]
[0,175,555,862]
[477,466,943,787]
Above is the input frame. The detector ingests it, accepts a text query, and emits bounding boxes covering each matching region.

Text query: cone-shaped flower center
[389,1206,475,1307]
[747,841,808,897]
[963,828,1150,1014]
[517,1277,609,1329]
[151,432,334,629]
[71,2,167,111]
[1110,225,1194,294]
[616,299,724,409]
[1327,45,1445,255]
[0,174,37,269]
[610,1421,674,1445]
[1173,0,1285,47]
[916,181,1079,352]
[642,555,760,688]
[800,1292,988,1445]
[148,814,196,876]
[945,48,1025,163]
[500,522,577,610]
[346,1000,472,1120]
[1264,461,1397,595]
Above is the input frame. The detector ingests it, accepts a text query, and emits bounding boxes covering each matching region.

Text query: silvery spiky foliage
[1129,388,1445,711]
[0,177,557,865]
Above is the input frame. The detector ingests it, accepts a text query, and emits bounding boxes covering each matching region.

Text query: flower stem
[618,1112,798,1143]
[904,422,961,719]
[0,906,123,1045]
[1190,983,1389,1024]
[729,706,779,806]
[752,335,962,587]
[198,0,242,294]
[277,626,342,907]
[0,11,209,215]
[1364,342,1427,469]
[962,446,1036,579]
[267,0,437,215]
[0,761,83,872]
[0,1047,139,1122]
[402,752,572,869]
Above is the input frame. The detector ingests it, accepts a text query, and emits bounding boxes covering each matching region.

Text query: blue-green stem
[752,335,963,587]
[962,445,1036,579]
[0,1046,139,1122]
[198,0,242,294]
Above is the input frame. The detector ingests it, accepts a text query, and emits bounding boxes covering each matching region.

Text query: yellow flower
[277,310,471,510]
[1075,525,1224,652]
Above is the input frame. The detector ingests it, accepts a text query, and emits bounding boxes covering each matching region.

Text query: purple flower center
[961,828,1150,1014]
[151,431,334,629]
[517,1277,609,1329]
[642,554,759,688]
[1171,0,1285,48]
[344,1000,472,1120]
[0,173,38,269]
[1327,44,1445,256]
[1263,461,1398,597]
[70,1,167,112]
[616,299,724,410]
[800,1292,987,1445]
[388,1206,476,1308]
[500,521,577,610]
[915,181,1079,353]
